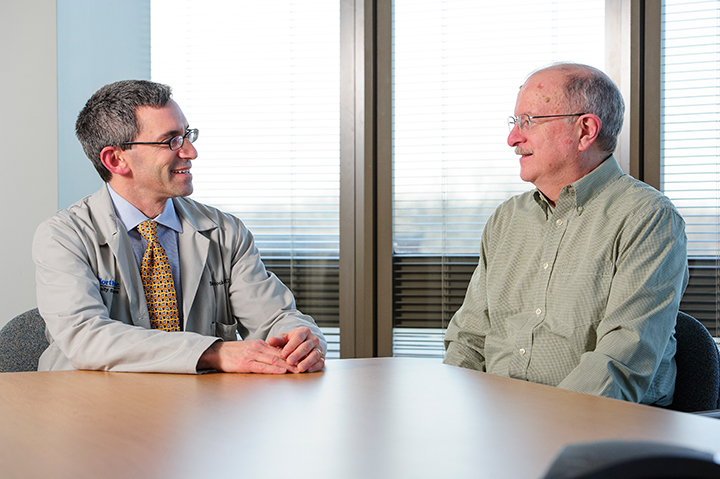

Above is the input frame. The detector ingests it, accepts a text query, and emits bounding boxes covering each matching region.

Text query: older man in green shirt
[443,63,688,405]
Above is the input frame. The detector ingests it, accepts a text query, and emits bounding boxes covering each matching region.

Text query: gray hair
[75,80,173,182]
[533,63,625,154]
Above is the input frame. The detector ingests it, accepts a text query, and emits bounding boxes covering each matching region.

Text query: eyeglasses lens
[169,129,199,151]
[518,114,530,131]
[169,136,183,150]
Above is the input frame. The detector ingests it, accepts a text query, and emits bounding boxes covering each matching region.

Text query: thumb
[267,334,288,347]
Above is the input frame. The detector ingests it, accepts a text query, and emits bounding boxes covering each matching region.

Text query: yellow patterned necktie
[137,220,180,331]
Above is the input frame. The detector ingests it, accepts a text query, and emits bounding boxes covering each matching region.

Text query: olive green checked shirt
[444,156,688,405]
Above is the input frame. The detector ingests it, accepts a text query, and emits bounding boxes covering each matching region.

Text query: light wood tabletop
[0,357,719,479]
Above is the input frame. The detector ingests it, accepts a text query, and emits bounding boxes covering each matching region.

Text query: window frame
[349,0,692,357]
[148,0,699,358]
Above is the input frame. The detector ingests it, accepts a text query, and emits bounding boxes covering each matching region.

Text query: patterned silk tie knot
[137,220,180,332]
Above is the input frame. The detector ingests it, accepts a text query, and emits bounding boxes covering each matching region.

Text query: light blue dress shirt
[106,184,185,327]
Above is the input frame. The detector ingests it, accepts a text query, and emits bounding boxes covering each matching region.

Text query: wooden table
[0,358,719,479]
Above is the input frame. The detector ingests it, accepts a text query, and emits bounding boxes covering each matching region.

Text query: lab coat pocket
[214,321,239,341]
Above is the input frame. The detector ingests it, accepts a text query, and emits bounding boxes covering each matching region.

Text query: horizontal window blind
[661,0,720,335]
[392,0,605,257]
[392,0,606,356]
[151,1,341,352]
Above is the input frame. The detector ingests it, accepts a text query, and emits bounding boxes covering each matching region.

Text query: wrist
[197,340,222,371]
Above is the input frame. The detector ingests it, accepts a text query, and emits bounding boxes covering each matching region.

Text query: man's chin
[174,183,193,198]
[519,160,534,182]
[518,167,537,185]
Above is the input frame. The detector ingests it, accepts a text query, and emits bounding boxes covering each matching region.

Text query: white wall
[0,0,59,325]
[57,0,151,208]
[0,0,150,327]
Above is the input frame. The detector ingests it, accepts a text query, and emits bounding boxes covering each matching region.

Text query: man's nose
[507,124,523,147]
[179,139,198,159]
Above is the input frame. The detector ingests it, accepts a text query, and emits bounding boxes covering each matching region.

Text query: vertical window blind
[391,0,605,356]
[151,1,341,355]
[661,0,720,336]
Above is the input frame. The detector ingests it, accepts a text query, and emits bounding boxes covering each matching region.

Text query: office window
[661,0,720,336]
[392,0,606,357]
[151,1,341,356]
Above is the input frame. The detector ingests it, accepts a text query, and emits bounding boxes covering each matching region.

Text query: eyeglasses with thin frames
[121,128,199,151]
[507,114,585,132]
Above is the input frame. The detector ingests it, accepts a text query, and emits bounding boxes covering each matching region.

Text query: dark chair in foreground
[667,311,720,413]
[0,308,49,372]
[542,440,720,479]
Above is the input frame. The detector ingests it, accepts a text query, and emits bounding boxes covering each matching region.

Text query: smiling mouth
[171,168,192,175]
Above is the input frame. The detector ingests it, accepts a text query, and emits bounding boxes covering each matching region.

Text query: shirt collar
[569,155,623,209]
[532,155,623,214]
[106,184,182,233]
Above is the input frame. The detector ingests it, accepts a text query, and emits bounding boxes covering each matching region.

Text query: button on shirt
[107,185,184,327]
[443,156,688,405]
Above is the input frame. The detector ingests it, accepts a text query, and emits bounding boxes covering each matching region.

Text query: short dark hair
[75,80,173,182]
[534,63,625,154]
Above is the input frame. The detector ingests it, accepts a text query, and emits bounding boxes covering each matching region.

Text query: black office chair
[0,308,49,372]
[667,311,720,413]
[542,440,720,479]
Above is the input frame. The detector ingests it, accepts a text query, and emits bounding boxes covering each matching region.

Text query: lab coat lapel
[89,187,149,328]
[174,198,216,324]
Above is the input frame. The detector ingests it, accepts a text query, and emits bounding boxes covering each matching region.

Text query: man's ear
[577,114,602,152]
[100,146,131,176]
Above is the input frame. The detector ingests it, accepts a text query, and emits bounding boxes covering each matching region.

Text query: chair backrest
[0,308,49,372]
[669,311,720,412]
[542,440,720,479]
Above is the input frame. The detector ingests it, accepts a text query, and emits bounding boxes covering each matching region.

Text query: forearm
[226,244,327,351]
[443,337,486,371]
[557,297,681,402]
[558,206,687,402]
[196,340,223,371]
[443,261,489,371]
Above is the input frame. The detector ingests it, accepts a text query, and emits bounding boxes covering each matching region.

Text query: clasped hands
[198,326,325,374]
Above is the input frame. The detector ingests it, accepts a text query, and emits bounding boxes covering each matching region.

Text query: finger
[247,359,289,374]
[249,346,294,368]
[297,347,325,373]
[241,350,293,374]
[281,328,311,359]
[215,340,292,374]
[267,333,288,348]
[286,336,319,366]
